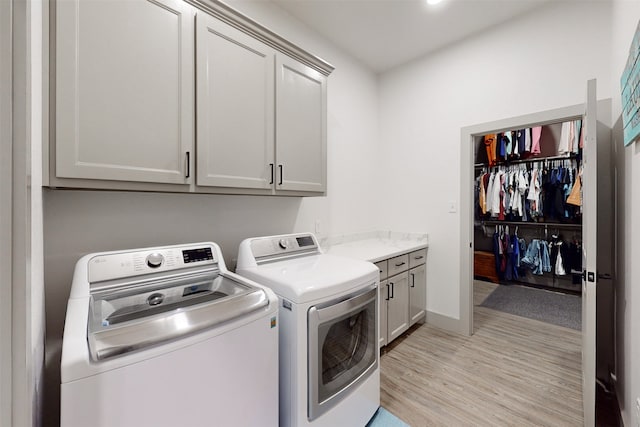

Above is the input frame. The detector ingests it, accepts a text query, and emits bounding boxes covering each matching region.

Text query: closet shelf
[477,220,581,230]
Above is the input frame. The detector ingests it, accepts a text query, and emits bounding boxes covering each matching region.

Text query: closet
[473,121,584,293]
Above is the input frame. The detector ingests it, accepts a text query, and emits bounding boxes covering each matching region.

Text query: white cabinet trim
[186,0,334,76]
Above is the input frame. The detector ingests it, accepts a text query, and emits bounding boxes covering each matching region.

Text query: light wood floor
[380,280,583,426]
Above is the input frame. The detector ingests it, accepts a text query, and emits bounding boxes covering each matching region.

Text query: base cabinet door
[379,280,388,348]
[275,54,327,193]
[56,0,194,184]
[386,272,409,343]
[409,264,426,325]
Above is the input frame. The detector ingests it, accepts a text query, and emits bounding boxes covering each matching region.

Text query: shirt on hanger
[484,134,497,166]
[558,121,572,154]
[531,126,542,154]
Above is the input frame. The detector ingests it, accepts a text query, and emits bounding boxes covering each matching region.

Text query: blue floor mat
[366,407,409,427]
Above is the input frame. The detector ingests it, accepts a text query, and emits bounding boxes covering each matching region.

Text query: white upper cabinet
[196,14,274,190]
[275,54,327,193]
[55,0,194,185]
[52,0,333,194]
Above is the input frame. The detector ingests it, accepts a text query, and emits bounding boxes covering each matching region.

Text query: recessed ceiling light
[426,0,444,5]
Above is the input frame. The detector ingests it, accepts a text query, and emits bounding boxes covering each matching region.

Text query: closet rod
[478,220,582,229]
[473,153,577,168]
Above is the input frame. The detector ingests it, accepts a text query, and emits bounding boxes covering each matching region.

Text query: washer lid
[236,254,379,304]
[88,272,269,361]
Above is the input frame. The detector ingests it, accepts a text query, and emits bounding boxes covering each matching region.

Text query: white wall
[611,1,640,426]
[227,0,382,237]
[378,1,613,320]
[41,1,380,424]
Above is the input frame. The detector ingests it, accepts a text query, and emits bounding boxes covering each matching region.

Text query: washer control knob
[146,253,164,268]
[278,239,288,250]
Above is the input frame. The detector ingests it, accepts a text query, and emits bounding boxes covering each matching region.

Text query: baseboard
[426,310,466,335]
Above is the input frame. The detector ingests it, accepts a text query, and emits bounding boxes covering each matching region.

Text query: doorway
[459,95,598,425]
[459,101,587,335]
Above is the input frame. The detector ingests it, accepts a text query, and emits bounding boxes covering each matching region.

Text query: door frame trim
[459,102,584,336]
[0,0,14,423]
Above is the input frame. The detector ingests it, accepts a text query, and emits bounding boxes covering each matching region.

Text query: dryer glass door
[307,285,378,421]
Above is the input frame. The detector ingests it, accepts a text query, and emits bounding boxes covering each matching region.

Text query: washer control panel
[88,244,216,284]
[250,233,319,261]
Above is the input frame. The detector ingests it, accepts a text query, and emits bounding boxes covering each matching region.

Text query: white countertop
[322,231,428,263]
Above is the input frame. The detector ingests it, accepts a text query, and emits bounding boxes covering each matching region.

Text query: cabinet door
[386,272,409,343]
[409,264,426,326]
[196,14,275,189]
[56,0,194,184]
[275,54,327,193]
[379,279,388,348]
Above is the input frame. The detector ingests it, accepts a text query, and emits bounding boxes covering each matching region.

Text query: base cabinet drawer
[409,249,427,269]
[387,254,409,277]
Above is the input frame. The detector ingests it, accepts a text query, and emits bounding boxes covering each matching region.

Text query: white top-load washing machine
[236,233,380,427]
[61,242,279,427]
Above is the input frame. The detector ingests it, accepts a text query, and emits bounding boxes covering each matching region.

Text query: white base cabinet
[376,248,427,348]
[386,271,409,343]
[409,263,427,325]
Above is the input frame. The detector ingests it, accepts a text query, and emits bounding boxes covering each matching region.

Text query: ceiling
[268,0,551,73]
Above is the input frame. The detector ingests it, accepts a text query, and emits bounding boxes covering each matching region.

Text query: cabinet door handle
[395,262,405,267]
[414,255,424,260]
[185,152,190,178]
[385,284,390,301]
[278,164,283,185]
[390,282,394,299]
[410,273,415,288]
[269,163,274,184]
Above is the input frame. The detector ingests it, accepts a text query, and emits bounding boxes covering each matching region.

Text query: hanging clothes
[484,134,497,166]
[558,121,572,154]
[502,133,513,159]
[574,120,582,154]
[566,167,582,206]
[510,233,520,280]
[478,174,487,214]
[531,126,542,154]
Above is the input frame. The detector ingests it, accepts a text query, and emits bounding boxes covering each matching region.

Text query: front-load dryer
[61,242,279,427]
[236,233,380,427]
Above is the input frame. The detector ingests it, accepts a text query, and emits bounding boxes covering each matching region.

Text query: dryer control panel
[88,244,216,285]
[249,233,320,263]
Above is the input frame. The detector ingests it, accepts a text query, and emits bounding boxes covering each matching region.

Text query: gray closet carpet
[481,284,581,330]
